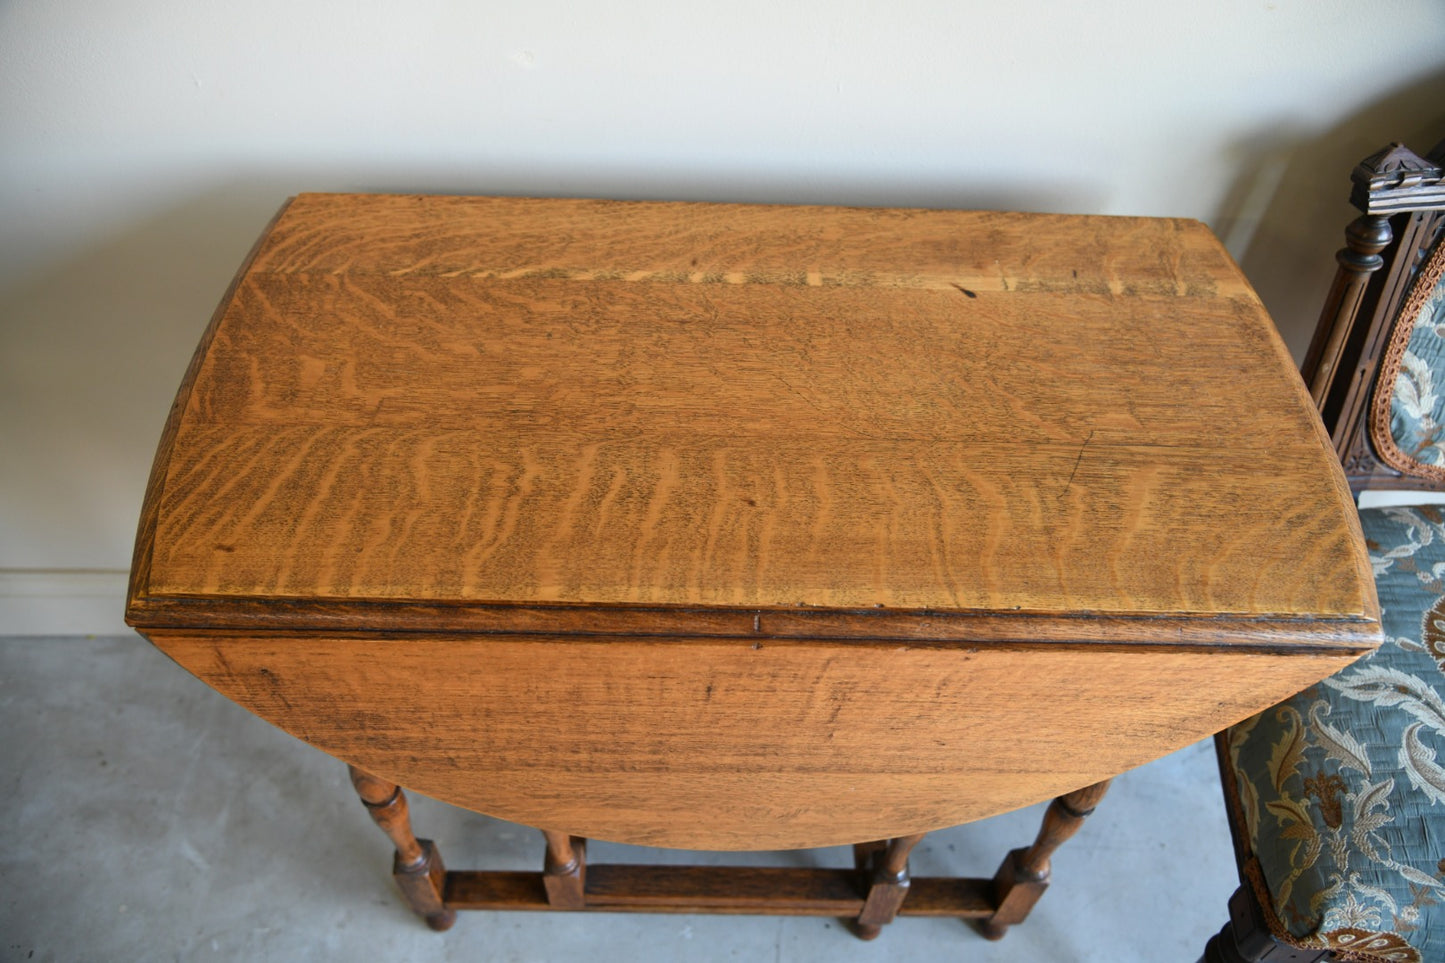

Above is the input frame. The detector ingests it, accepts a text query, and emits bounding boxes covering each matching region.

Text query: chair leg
[1202,922,1252,963]
[348,764,456,931]
[1200,885,1332,963]
[978,779,1111,940]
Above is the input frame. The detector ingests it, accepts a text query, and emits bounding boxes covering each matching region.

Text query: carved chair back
[1302,139,1445,492]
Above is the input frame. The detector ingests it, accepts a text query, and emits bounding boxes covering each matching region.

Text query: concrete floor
[1,635,1237,961]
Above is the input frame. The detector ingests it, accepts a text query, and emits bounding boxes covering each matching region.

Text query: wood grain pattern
[150,631,1362,849]
[246,195,1243,298]
[130,194,1376,634]
[126,194,1382,856]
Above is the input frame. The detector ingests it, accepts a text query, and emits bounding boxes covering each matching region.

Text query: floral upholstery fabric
[1389,254,1445,466]
[1225,506,1445,962]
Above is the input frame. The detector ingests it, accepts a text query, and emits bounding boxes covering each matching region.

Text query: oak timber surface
[150,632,1362,849]
[137,194,1372,632]
[128,194,1380,849]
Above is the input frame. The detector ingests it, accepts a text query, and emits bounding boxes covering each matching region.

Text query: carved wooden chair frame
[1301,140,1445,492]
[1204,138,1445,963]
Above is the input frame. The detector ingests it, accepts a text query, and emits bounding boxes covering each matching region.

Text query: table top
[128,193,1376,650]
[124,194,1382,848]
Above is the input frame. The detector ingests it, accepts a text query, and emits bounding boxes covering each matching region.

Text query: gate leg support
[348,765,455,931]
[542,829,587,909]
[853,833,926,940]
[979,779,1111,941]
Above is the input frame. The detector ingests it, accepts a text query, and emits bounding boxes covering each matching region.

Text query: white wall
[3,0,1444,633]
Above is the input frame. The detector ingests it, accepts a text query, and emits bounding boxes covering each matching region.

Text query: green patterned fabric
[1224,506,1445,963]
[1389,259,1445,465]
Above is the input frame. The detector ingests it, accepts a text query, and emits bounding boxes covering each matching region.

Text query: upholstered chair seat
[1222,507,1445,962]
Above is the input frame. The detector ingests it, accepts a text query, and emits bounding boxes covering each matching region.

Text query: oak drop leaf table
[126,194,1380,941]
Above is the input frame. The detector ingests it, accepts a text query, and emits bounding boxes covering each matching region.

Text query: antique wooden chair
[1205,139,1445,963]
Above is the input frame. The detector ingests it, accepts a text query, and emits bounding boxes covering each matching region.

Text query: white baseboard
[1357,491,1445,509]
[0,570,131,636]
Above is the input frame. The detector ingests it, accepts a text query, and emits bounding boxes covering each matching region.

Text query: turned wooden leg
[348,764,456,932]
[979,779,1111,940]
[853,832,926,940]
[542,829,587,909]
[852,839,887,874]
